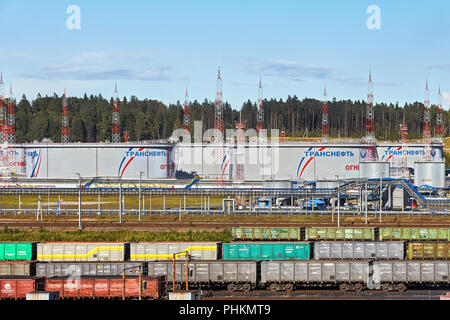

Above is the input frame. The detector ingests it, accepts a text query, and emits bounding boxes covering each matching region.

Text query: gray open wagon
[260,260,370,292]
[147,260,259,292]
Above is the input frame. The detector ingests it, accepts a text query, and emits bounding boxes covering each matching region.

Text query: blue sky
[1,0,450,109]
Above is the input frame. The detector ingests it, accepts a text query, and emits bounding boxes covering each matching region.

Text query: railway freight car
[0,277,45,299]
[222,242,311,260]
[313,242,405,260]
[0,242,37,261]
[36,262,147,277]
[406,242,450,259]
[44,276,166,299]
[305,227,378,241]
[372,260,450,292]
[231,227,304,241]
[37,242,129,261]
[0,261,36,276]
[260,260,369,292]
[129,242,221,261]
[147,260,259,292]
[379,228,449,241]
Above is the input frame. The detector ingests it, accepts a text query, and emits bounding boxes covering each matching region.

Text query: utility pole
[119,177,122,223]
[75,173,81,229]
[379,178,382,223]
[365,182,368,224]
[139,172,144,222]
[336,175,340,228]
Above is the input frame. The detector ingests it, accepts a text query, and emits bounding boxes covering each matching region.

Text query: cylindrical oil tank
[262,180,292,189]
[359,161,390,179]
[414,161,445,188]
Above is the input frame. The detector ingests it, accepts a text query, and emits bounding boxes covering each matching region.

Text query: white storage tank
[414,161,445,188]
[392,186,406,209]
[262,180,291,189]
[359,161,390,179]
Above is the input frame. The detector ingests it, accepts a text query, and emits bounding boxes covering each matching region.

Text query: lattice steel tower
[399,115,408,178]
[363,71,378,161]
[214,66,224,141]
[365,71,375,144]
[61,89,69,143]
[183,89,190,132]
[256,78,264,133]
[423,81,431,160]
[112,82,120,143]
[0,73,5,144]
[322,86,329,142]
[235,112,245,181]
[436,86,444,142]
[7,84,15,144]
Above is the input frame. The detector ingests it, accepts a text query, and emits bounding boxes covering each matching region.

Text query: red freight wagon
[45,276,165,299]
[0,277,45,299]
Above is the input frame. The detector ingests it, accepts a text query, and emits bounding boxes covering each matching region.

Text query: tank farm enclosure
[0,138,448,300]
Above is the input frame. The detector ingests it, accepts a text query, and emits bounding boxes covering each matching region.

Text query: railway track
[0,219,449,230]
[201,289,446,300]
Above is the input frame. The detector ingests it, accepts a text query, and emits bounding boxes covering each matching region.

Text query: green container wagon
[231,227,304,241]
[407,242,450,259]
[0,242,37,261]
[305,227,377,241]
[223,242,311,260]
[379,228,449,241]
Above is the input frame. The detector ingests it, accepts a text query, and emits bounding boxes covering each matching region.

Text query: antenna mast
[112,82,120,143]
[0,73,5,144]
[436,86,444,142]
[423,81,431,160]
[183,89,190,132]
[256,78,264,133]
[214,65,224,141]
[7,84,15,144]
[322,86,329,142]
[61,89,69,143]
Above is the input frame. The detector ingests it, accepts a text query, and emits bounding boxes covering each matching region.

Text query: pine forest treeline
[12,93,449,143]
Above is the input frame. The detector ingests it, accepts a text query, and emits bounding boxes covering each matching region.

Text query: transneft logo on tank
[125,150,166,157]
[118,147,171,178]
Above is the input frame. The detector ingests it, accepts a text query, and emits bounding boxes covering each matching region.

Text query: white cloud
[442,91,450,107]
[240,59,331,81]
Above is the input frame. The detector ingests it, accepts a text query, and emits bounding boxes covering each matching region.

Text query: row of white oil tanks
[359,160,445,188]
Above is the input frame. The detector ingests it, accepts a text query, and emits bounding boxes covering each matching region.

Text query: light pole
[365,181,368,225]
[336,175,340,228]
[75,173,82,229]
[119,176,122,224]
[379,177,382,223]
[139,171,144,222]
